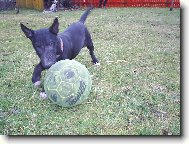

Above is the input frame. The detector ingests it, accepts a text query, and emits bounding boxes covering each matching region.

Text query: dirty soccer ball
[44,59,92,107]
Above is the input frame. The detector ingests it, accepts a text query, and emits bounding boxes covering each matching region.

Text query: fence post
[170,0,174,11]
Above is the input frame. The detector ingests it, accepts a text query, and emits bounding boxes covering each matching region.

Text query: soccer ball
[44,59,92,107]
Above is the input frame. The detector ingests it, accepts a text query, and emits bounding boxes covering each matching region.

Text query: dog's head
[20,18,59,69]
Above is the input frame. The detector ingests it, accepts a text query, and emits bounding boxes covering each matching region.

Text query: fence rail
[15,0,180,11]
[72,0,180,8]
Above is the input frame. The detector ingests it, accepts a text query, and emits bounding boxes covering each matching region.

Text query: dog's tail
[79,7,94,23]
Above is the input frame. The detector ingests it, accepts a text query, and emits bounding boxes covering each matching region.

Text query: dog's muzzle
[41,53,56,69]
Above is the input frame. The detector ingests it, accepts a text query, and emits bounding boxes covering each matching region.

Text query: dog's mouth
[41,58,56,69]
[40,52,57,69]
[41,61,55,69]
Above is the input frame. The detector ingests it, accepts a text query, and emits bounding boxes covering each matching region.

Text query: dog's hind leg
[85,29,100,65]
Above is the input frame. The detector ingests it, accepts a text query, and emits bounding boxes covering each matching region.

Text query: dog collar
[59,37,64,52]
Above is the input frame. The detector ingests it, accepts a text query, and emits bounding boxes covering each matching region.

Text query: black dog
[20,7,99,97]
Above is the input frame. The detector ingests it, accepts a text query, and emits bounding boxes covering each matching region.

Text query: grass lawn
[0,7,180,135]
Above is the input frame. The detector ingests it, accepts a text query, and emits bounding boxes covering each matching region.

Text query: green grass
[0,8,180,135]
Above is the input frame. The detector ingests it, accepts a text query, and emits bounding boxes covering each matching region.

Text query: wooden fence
[72,0,180,8]
[16,0,44,10]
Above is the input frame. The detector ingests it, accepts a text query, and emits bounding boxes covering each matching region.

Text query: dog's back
[59,22,85,54]
[58,7,94,58]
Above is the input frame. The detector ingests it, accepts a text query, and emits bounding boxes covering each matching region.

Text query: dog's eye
[49,41,54,46]
[35,43,40,48]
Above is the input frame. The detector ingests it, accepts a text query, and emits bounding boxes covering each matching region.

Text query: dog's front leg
[32,63,48,99]
[32,62,44,87]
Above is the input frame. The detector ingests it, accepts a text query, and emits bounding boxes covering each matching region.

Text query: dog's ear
[49,17,59,35]
[20,23,34,40]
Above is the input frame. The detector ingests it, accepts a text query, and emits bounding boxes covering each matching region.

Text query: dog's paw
[40,92,48,99]
[94,62,100,66]
[34,81,41,87]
